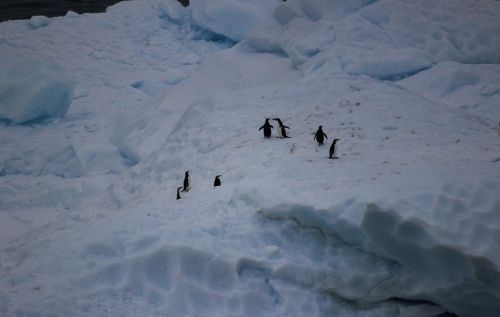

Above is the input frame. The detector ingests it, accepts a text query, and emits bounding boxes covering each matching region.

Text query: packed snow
[1,0,499,316]
[0,58,74,123]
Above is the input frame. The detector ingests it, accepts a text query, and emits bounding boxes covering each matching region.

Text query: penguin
[176,187,183,200]
[214,175,221,187]
[182,171,190,192]
[272,118,290,138]
[314,125,328,145]
[329,139,340,159]
[259,118,273,139]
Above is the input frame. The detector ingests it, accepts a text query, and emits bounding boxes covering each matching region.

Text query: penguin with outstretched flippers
[314,126,328,145]
[273,118,291,138]
[259,118,273,139]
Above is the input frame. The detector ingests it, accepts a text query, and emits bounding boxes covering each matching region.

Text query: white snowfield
[0,59,74,124]
[0,0,499,316]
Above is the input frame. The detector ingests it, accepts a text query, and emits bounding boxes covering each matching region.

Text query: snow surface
[1,0,500,316]
[0,58,74,123]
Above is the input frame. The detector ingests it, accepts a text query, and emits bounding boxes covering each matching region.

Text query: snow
[1,0,500,316]
[160,0,278,43]
[398,61,500,126]
[246,0,500,79]
[0,58,74,123]
[27,15,50,29]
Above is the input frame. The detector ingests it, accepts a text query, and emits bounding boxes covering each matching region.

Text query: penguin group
[259,117,291,139]
[177,118,340,200]
[176,170,222,200]
[260,118,340,159]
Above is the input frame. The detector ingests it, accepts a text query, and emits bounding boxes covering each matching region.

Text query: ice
[398,61,500,125]
[246,0,500,79]
[27,15,50,29]
[65,11,79,18]
[1,0,500,316]
[180,52,200,65]
[361,183,500,317]
[273,3,298,26]
[0,59,74,124]
[160,0,278,43]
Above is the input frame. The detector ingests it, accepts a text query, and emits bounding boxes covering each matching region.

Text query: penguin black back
[259,118,273,139]
[329,139,340,159]
[314,126,328,145]
[176,187,183,200]
[214,175,221,187]
[182,171,190,192]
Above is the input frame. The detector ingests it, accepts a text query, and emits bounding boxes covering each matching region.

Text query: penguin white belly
[275,124,282,137]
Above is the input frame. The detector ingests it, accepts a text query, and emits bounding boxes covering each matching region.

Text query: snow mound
[27,16,50,29]
[261,182,500,317]
[245,0,500,79]
[161,0,277,42]
[0,59,74,124]
[398,61,500,125]
[0,131,127,178]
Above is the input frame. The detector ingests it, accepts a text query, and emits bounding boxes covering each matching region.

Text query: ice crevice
[257,191,500,317]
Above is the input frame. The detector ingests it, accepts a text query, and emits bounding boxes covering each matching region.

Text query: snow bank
[245,0,500,79]
[262,182,500,317]
[0,59,74,124]
[160,0,278,42]
[398,61,500,125]
[1,0,500,316]
[27,15,50,29]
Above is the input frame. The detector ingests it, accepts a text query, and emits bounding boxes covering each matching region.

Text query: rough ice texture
[27,15,50,29]
[1,0,500,316]
[361,185,500,317]
[161,0,278,42]
[261,182,500,317]
[245,0,500,79]
[0,59,74,124]
[398,61,500,126]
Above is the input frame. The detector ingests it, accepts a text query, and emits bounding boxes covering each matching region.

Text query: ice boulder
[160,0,278,42]
[398,62,500,124]
[246,0,500,79]
[0,59,75,124]
[27,15,50,29]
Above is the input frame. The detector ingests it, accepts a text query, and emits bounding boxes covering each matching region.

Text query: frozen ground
[1,0,499,316]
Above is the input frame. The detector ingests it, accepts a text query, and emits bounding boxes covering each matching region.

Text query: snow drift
[1,0,499,316]
[0,59,74,124]
[246,0,500,79]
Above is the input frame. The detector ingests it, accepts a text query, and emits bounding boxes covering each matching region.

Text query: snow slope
[1,0,499,316]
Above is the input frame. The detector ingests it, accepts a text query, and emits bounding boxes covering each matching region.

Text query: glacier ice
[0,59,74,124]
